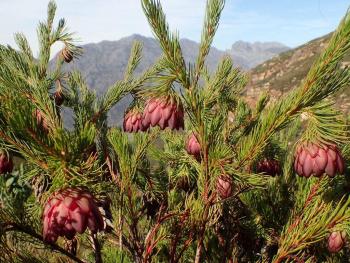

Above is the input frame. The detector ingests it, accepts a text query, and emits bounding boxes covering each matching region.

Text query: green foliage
[1,1,350,263]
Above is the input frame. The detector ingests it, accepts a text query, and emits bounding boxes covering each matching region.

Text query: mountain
[227,41,290,69]
[59,34,225,96]
[245,33,350,113]
[55,34,289,126]
[58,34,226,126]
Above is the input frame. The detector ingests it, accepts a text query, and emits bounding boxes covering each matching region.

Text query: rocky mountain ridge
[227,40,289,69]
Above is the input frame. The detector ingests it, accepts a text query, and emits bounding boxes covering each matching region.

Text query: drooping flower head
[142,96,184,130]
[123,109,146,133]
[0,150,13,174]
[43,187,104,243]
[256,158,280,177]
[294,142,344,178]
[216,176,232,199]
[328,231,346,253]
[186,133,201,160]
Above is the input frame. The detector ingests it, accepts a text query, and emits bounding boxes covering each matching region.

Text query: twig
[174,233,194,263]
[169,212,189,263]
[143,208,178,262]
[3,222,85,263]
[0,131,49,170]
[90,233,103,263]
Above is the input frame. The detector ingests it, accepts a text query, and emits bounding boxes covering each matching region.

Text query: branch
[0,130,49,170]
[90,233,102,263]
[236,9,350,167]
[3,222,86,263]
[169,212,189,263]
[124,41,143,80]
[174,233,194,263]
[273,178,350,262]
[193,0,225,87]
[141,0,189,88]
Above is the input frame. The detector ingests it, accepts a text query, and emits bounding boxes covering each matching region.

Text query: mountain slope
[245,33,350,112]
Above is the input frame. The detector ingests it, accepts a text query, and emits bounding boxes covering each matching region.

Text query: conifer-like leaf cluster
[1,1,350,262]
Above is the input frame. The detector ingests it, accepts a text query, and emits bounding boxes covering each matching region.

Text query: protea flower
[186,133,201,159]
[123,109,145,132]
[294,142,344,178]
[256,159,280,177]
[43,188,104,243]
[0,150,13,174]
[61,47,74,63]
[216,176,232,199]
[328,231,346,253]
[142,97,184,130]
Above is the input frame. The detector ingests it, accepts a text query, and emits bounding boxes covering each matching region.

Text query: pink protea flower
[294,142,344,178]
[43,188,104,243]
[186,133,201,159]
[142,97,184,130]
[216,176,232,199]
[328,231,346,253]
[256,159,280,177]
[123,109,145,132]
[0,150,13,174]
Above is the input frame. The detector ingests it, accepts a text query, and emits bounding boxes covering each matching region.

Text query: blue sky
[0,0,348,55]
[216,0,350,48]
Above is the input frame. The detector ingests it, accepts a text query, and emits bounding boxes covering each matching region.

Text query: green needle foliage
[1,1,350,262]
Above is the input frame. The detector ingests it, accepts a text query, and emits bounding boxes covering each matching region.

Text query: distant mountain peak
[228,40,290,69]
[231,40,289,49]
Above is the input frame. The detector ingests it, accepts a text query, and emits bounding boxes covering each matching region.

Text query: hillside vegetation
[246,33,350,113]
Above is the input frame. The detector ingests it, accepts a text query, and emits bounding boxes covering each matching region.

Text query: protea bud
[328,231,346,253]
[142,194,160,219]
[0,150,13,174]
[256,159,280,177]
[294,142,344,178]
[216,176,232,199]
[176,176,191,192]
[54,90,64,106]
[186,133,201,159]
[142,97,184,130]
[60,47,74,63]
[43,188,104,243]
[123,109,146,133]
[33,109,49,133]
